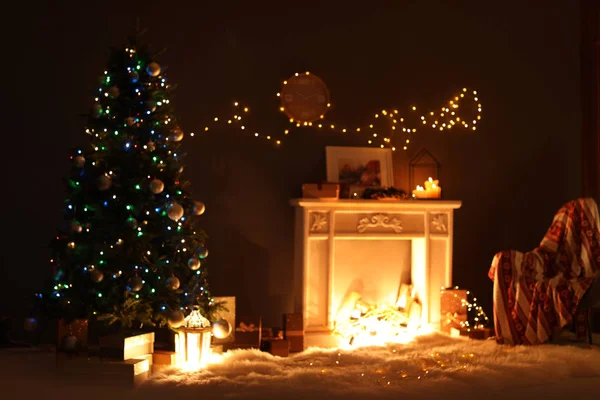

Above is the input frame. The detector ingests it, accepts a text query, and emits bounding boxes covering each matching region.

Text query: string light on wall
[195,72,482,151]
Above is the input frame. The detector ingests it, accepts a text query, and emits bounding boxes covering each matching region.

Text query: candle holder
[409,149,442,199]
[175,306,212,370]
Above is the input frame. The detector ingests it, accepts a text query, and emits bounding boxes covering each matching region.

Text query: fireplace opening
[333,283,424,347]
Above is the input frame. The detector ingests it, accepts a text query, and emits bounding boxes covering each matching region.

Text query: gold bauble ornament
[97,175,112,191]
[169,127,184,142]
[166,275,180,291]
[167,310,185,328]
[193,201,206,216]
[146,62,161,77]
[212,319,232,339]
[187,257,201,271]
[73,155,85,168]
[108,86,120,99]
[167,202,184,221]
[127,275,143,292]
[149,179,164,194]
[90,270,104,283]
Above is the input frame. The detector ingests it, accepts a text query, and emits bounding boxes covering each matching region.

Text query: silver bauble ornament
[90,270,104,283]
[145,101,156,112]
[149,179,164,194]
[212,319,232,339]
[24,317,38,332]
[165,276,180,291]
[73,155,85,168]
[127,275,143,292]
[198,246,209,259]
[167,310,185,328]
[92,104,102,118]
[69,221,82,233]
[125,117,136,126]
[167,202,184,221]
[193,201,206,216]
[108,86,120,99]
[188,257,200,271]
[169,127,184,142]
[147,141,156,151]
[146,62,161,77]
[97,175,112,191]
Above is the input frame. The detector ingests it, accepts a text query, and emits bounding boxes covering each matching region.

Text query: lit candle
[412,177,441,199]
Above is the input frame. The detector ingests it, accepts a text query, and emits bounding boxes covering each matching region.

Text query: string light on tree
[37,35,218,332]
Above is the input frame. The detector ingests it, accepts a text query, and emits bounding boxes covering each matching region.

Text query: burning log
[333,286,422,347]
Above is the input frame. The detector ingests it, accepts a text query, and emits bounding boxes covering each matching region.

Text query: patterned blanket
[488,198,599,345]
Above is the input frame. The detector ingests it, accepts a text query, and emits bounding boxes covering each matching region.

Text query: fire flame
[334,285,427,348]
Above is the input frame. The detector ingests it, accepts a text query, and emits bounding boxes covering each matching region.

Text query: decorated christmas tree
[37,34,213,330]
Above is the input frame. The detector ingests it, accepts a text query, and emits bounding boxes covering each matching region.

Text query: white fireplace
[291,199,462,348]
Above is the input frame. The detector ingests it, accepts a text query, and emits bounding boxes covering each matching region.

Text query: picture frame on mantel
[326,146,394,198]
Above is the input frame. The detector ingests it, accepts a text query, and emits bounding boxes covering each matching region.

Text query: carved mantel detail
[357,214,403,233]
[309,212,329,233]
[431,213,448,232]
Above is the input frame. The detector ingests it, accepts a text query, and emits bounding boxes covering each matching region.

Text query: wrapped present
[234,317,262,349]
[56,352,151,386]
[283,313,304,352]
[99,331,154,361]
[450,327,493,340]
[153,350,176,365]
[212,296,236,344]
[441,289,468,333]
[57,319,88,353]
[302,183,339,199]
[261,338,290,357]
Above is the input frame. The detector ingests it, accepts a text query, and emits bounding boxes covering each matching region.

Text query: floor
[1,331,599,400]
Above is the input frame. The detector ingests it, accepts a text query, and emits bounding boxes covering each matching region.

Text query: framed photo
[326,146,394,198]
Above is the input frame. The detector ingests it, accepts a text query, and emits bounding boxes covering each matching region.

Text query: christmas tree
[38,35,213,330]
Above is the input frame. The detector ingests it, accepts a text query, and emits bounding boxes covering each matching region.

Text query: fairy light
[197,83,482,152]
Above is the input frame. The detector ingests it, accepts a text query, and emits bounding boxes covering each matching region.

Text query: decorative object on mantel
[412,177,442,199]
[409,149,441,198]
[326,146,393,198]
[302,183,339,199]
[361,187,408,200]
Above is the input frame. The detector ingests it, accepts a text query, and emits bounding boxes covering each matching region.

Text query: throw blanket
[488,198,600,345]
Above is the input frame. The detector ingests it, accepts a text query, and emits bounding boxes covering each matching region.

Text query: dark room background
[0,1,581,330]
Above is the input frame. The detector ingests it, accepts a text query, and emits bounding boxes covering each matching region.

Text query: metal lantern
[409,149,442,199]
[175,307,212,369]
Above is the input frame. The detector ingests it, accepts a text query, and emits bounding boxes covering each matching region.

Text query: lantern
[175,307,212,369]
[409,149,442,199]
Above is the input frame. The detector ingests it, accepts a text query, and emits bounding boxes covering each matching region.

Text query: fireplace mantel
[291,199,462,348]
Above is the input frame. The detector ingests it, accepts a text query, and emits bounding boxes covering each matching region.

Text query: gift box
[440,289,468,333]
[450,327,493,340]
[212,296,236,345]
[99,331,154,361]
[283,313,304,352]
[261,339,290,357]
[56,352,151,386]
[302,183,339,199]
[57,319,89,353]
[234,317,262,349]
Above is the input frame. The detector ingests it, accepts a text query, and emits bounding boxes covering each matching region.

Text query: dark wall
[1,1,581,328]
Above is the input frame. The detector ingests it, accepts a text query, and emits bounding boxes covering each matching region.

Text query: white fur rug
[142,333,600,400]
[2,333,599,400]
